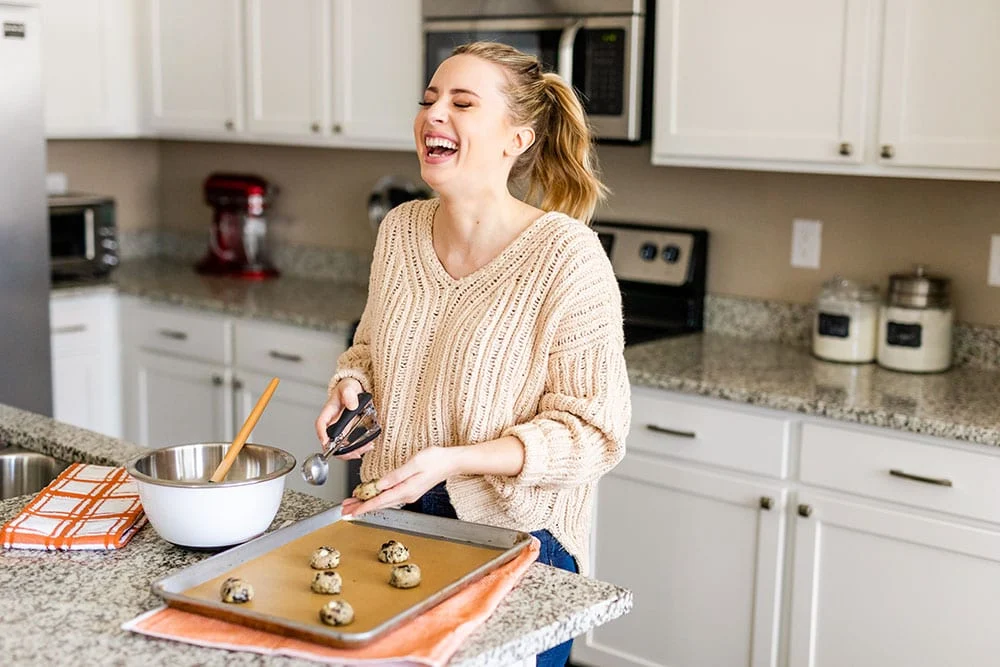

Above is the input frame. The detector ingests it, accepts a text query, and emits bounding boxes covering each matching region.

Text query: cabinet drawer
[628,388,791,478]
[126,301,230,365]
[50,294,106,354]
[800,422,1000,524]
[233,319,345,387]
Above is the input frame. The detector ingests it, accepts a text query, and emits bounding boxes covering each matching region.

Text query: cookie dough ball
[311,570,343,595]
[220,577,254,604]
[378,539,410,564]
[389,563,421,589]
[319,599,354,626]
[353,480,380,501]
[310,546,341,570]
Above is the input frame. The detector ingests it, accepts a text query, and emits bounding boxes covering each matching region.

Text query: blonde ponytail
[451,42,609,223]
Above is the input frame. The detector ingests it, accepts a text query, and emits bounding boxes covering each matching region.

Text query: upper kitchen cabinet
[876,0,1000,171]
[39,0,140,138]
[652,0,873,166]
[328,0,421,150]
[652,0,1000,181]
[138,0,418,150]
[244,0,327,137]
[141,0,245,135]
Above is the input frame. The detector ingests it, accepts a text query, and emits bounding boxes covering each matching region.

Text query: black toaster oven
[48,193,119,280]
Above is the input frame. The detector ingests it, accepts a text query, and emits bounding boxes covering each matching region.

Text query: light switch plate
[791,219,822,269]
[989,234,1000,287]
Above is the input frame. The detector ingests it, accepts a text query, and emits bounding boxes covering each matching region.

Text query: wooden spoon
[210,377,280,483]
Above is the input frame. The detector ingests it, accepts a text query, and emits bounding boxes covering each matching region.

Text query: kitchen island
[0,404,632,666]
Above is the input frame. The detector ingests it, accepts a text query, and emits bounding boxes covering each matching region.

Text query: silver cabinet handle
[798,504,813,518]
[269,350,303,363]
[211,375,224,386]
[646,424,697,439]
[838,141,852,156]
[760,496,774,511]
[52,324,87,335]
[881,144,895,159]
[889,469,953,487]
[158,329,188,341]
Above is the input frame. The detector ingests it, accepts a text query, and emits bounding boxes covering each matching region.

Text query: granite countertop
[0,405,631,665]
[626,333,1000,447]
[52,259,369,333]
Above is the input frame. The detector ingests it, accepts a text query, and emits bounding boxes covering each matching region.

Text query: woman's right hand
[314,378,371,460]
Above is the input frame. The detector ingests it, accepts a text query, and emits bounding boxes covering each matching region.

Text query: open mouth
[425,136,458,159]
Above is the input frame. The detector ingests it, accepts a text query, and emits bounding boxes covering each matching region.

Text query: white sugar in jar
[811,276,880,363]
[876,265,953,373]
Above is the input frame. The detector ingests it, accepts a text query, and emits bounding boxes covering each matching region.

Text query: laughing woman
[315,41,631,666]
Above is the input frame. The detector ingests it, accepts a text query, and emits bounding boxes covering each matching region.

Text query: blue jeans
[403,482,579,667]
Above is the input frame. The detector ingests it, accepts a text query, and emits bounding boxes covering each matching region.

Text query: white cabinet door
[877,0,1000,170]
[39,0,139,137]
[126,350,232,447]
[788,492,1000,667]
[329,0,420,149]
[234,371,348,503]
[50,292,121,437]
[244,0,327,137]
[573,453,786,667]
[144,0,243,134]
[652,0,873,165]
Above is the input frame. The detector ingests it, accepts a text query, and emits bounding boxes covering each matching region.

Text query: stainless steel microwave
[423,0,652,143]
[48,193,119,280]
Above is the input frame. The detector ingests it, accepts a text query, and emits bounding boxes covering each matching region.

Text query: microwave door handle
[84,208,96,260]
[557,20,583,83]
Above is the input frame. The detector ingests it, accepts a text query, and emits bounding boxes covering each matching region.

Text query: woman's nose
[426,101,447,123]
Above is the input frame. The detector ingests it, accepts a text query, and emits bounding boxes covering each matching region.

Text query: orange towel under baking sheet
[0,463,146,550]
[122,536,540,666]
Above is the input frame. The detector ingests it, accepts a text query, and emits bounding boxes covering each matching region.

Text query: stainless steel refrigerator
[0,1,52,415]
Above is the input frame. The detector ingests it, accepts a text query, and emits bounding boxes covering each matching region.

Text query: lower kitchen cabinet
[235,370,348,503]
[126,349,232,446]
[573,452,786,667]
[50,291,121,437]
[788,492,1000,667]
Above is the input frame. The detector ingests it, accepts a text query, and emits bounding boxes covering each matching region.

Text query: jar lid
[819,275,880,302]
[888,264,950,308]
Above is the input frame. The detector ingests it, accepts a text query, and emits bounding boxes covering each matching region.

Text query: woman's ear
[505,126,535,157]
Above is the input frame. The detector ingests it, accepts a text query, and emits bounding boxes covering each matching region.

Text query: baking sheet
[151,507,532,647]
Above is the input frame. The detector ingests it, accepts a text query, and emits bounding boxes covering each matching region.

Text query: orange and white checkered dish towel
[1,463,146,550]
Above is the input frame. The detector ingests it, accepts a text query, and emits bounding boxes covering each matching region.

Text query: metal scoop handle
[325,392,374,449]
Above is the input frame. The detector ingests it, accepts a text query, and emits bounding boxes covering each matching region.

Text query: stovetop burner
[593,221,709,347]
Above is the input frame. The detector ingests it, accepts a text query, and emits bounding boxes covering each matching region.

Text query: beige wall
[46,140,160,231]
[49,139,1000,325]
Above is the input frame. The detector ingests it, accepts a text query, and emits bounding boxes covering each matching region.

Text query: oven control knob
[662,244,681,263]
[101,255,119,266]
[639,242,658,261]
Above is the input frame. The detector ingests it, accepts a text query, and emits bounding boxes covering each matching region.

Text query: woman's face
[414,54,531,196]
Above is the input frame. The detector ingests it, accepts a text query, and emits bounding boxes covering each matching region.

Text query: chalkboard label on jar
[886,321,923,348]
[817,313,851,338]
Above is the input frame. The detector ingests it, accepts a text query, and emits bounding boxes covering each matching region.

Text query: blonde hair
[451,41,609,223]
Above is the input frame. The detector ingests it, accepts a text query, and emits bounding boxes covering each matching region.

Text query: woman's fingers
[334,440,376,461]
[314,398,342,444]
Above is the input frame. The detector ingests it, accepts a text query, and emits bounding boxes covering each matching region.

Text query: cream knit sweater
[328,198,630,575]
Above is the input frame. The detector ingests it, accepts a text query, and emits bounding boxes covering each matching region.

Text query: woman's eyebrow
[425,86,481,97]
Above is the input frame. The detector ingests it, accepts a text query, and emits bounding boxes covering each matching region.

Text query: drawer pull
[798,504,813,518]
[889,469,953,487]
[211,375,224,387]
[52,324,87,335]
[158,329,188,341]
[646,424,697,439]
[269,350,303,363]
[759,496,774,511]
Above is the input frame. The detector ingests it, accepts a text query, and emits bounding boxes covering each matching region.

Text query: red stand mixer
[196,173,280,279]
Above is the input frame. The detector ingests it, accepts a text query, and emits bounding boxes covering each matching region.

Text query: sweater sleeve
[498,240,631,489]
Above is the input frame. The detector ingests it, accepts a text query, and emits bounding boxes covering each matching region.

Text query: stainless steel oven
[423,0,652,143]
[48,193,119,280]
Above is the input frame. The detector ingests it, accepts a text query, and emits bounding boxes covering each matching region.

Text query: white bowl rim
[124,442,296,489]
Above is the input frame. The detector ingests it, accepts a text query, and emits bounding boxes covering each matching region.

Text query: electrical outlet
[46,172,68,196]
[791,219,822,269]
[989,234,1000,287]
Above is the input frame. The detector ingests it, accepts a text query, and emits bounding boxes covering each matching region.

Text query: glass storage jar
[877,265,953,373]
[811,276,880,363]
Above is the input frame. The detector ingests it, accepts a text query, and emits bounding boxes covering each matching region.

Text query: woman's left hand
[341,446,459,518]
